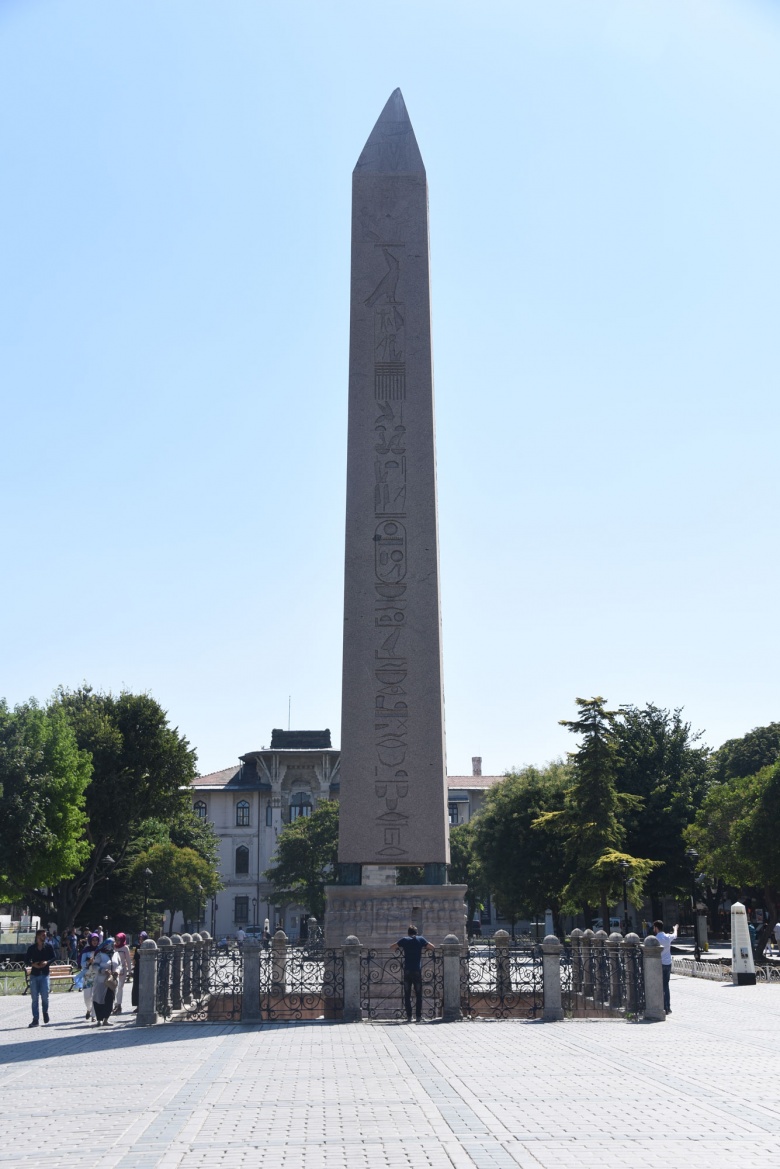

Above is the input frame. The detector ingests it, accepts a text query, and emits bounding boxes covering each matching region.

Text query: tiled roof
[447,775,503,789]
[192,766,243,788]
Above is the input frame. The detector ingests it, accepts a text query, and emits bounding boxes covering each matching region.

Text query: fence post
[641,935,665,1021]
[593,929,608,1006]
[241,937,262,1023]
[136,938,159,1026]
[606,931,622,1008]
[156,936,172,1018]
[542,934,563,1021]
[181,933,193,1003]
[272,929,288,994]
[441,934,463,1022]
[170,934,183,1011]
[190,933,202,998]
[199,930,211,994]
[581,929,595,999]
[494,929,511,1000]
[342,935,362,1022]
[569,929,583,994]
[621,932,641,1015]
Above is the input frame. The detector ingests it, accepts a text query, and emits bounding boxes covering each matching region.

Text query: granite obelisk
[338,90,450,876]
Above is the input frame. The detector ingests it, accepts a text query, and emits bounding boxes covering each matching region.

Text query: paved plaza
[1,975,778,1169]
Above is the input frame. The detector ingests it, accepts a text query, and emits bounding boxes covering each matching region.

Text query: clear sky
[1,0,778,777]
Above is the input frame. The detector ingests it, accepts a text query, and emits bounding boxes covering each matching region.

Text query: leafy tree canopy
[0,699,92,898]
[264,800,339,920]
[710,721,780,783]
[129,841,220,933]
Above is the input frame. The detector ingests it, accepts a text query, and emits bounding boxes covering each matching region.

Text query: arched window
[289,792,312,822]
[194,800,207,820]
[236,800,250,827]
[235,845,249,875]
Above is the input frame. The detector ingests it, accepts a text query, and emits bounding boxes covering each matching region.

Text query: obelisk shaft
[338,90,449,868]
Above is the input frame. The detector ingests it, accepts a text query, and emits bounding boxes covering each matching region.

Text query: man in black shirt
[25,929,57,1027]
[394,925,434,1022]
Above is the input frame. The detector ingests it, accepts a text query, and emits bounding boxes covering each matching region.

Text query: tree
[536,698,658,931]
[472,762,573,935]
[687,761,780,953]
[710,722,780,783]
[129,842,220,932]
[46,686,198,929]
[448,821,489,926]
[0,700,92,899]
[264,800,339,920]
[615,704,710,913]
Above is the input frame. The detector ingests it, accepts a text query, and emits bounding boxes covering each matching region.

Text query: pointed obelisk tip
[354,88,425,176]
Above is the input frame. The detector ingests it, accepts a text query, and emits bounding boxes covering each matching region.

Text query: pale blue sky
[1,0,778,777]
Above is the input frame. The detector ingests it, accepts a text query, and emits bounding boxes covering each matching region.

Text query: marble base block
[325,884,467,950]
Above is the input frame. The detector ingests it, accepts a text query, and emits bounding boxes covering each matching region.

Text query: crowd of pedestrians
[25,924,147,1028]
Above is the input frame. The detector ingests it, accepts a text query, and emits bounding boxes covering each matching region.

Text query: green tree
[687,761,780,952]
[264,800,339,920]
[448,821,489,926]
[0,700,92,899]
[536,698,658,931]
[710,722,780,783]
[130,841,220,932]
[48,686,198,929]
[615,704,710,914]
[472,762,572,936]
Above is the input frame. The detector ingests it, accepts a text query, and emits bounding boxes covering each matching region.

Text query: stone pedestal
[325,884,467,949]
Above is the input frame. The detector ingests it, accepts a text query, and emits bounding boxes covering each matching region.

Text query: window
[266,803,273,827]
[289,792,312,822]
[448,802,459,826]
[234,896,249,924]
[194,801,207,820]
[236,800,250,827]
[235,846,249,875]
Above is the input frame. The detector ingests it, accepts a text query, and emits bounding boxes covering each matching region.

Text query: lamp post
[685,848,701,961]
[197,884,203,934]
[618,860,630,934]
[252,898,258,929]
[102,854,115,936]
[143,868,152,933]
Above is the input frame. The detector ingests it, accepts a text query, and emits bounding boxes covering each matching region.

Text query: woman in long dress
[91,938,121,1026]
[80,933,100,1021]
[113,932,132,1014]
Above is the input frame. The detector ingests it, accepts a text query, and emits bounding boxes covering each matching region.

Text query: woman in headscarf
[91,938,121,1026]
[130,932,148,1012]
[79,933,100,1021]
[113,932,132,1015]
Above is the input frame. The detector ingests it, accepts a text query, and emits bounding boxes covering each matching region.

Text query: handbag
[106,972,118,991]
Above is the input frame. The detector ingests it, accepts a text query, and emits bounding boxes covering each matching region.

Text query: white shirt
[773,922,780,942]
[655,927,678,966]
[236,929,246,943]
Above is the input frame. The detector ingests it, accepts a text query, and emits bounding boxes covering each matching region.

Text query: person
[236,927,246,947]
[653,919,678,1014]
[773,921,780,955]
[25,928,57,1027]
[131,932,148,1012]
[79,933,100,1020]
[113,933,132,1014]
[393,925,434,1023]
[91,938,121,1026]
[261,925,271,951]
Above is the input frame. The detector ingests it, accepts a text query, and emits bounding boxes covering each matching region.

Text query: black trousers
[403,970,423,1019]
[662,964,671,1012]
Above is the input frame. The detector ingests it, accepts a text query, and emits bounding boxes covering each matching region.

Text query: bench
[24,964,76,993]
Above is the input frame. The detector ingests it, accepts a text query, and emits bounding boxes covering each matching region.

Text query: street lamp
[197,884,203,934]
[143,868,153,933]
[252,898,258,929]
[618,860,630,934]
[685,848,701,961]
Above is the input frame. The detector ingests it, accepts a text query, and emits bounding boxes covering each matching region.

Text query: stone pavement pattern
[1,976,778,1169]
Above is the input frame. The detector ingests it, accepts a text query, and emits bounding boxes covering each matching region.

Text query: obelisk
[327,90,465,949]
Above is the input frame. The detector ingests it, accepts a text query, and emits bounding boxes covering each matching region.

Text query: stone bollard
[190,933,202,998]
[156,936,173,1018]
[494,929,511,1000]
[241,937,262,1023]
[136,938,159,1025]
[181,933,193,1003]
[621,932,641,1015]
[569,929,583,995]
[593,930,608,1006]
[541,934,564,1021]
[441,934,463,1022]
[581,929,595,1000]
[199,930,211,995]
[170,934,184,1011]
[606,931,623,1008]
[272,929,288,994]
[641,935,665,1021]
[342,935,362,1022]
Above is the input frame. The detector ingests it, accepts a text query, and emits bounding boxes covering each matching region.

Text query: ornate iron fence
[561,935,644,1020]
[360,947,442,1020]
[460,940,543,1019]
[179,941,242,1021]
[258,945,343,1021]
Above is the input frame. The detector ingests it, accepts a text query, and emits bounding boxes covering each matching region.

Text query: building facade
[190,734,498,940]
